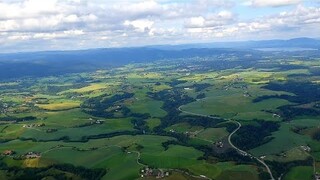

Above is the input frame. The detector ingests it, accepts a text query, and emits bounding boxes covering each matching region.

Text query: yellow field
[179,72,218,82]
[36,102,80,111]
[152,84,171,92]
[60,83,109,94]
[217,70,288,84]
[0,82,19,86]
[288,60,304,65]
[0,124,26,139]
[127,72,162,79]
[23,158,40,168]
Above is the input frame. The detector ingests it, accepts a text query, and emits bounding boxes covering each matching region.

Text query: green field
[196,128,229,142]
[250,123,312,156]
[0,52,319,180]
[284,166,314,180]
[20,118,135,141]
[128,88,167,118]
[264,147,310,162]
[165,123,203,134]
[181,87,291,121]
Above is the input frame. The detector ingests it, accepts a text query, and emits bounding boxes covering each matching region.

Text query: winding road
[39,106,275,180]
[178,106,275,180]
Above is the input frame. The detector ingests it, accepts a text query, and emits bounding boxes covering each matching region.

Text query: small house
[3,150,14,156]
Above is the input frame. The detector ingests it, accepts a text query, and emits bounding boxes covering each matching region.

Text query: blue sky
[0,0,319,52]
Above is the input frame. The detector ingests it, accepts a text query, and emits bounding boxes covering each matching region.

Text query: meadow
[0,52,319,179]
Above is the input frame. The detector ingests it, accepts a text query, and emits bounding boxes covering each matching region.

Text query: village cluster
[2,150,41,159]
[140,167,170,179]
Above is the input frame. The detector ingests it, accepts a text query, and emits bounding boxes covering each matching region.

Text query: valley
[0,49,319,180]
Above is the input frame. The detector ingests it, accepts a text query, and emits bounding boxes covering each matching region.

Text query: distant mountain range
[0,37,319,80]
[148,37,320,50]
[0,37,319,62]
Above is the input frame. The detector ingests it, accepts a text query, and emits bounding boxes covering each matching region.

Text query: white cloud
[260,5,320,28]
[188,16,205,27]
[0,0,318,52]
[64,14,80,23]
[124,19,154,32]
[63,29,84,35]
[0,20,19,31]
[249,0,301,7]
[0,0,63,19]
[186,11,235,28]
[8,34,31,40]
[185,4,320,40]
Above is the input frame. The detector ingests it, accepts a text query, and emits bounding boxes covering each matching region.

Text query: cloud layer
[249,0,301,7]
[0,0,319,52]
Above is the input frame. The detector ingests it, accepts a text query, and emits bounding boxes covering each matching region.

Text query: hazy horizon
[0,36,318,54]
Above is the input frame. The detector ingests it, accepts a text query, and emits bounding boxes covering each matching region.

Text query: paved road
[131,151,147,166]
[178,106,275,180]
[227,120,275,180]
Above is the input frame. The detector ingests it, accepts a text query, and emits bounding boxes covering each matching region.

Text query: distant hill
[0,48,255,80]
[0,37,319,80]
[149,37,320,50]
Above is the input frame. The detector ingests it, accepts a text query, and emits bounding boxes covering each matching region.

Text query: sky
[0,0,319,52]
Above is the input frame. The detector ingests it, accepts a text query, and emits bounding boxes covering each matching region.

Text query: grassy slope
[250,123,312,156]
